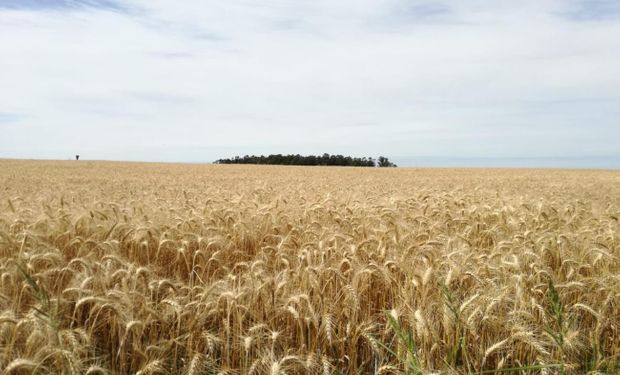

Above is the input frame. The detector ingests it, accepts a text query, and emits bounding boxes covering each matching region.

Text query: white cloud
[0,0,619,166]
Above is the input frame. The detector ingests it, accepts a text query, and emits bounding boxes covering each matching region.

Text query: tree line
[214,154,397,167]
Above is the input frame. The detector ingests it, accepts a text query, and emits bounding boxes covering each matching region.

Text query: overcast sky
[1,0,619,167]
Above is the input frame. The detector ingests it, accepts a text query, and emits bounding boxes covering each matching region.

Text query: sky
[0,0,619,168]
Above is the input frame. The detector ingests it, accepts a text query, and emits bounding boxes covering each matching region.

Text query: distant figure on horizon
[76,155,80,161]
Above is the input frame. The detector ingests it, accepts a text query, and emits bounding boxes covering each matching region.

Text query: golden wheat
[0,160,618,374]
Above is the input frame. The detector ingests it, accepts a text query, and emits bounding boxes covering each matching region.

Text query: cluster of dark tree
[214,154,397,167]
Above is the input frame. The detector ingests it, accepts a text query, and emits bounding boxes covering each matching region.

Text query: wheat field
[0,160,618,374]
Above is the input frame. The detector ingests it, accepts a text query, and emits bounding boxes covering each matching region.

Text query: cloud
[0,0,619,166]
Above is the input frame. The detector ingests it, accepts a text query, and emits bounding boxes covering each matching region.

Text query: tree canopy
[214,154,396,167]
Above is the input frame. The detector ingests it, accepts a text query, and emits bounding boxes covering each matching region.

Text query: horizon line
[1,157,619,171]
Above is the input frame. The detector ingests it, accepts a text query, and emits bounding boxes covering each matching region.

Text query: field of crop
[0,160,618,374]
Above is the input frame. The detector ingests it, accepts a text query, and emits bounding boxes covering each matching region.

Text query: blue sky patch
[0,0,123,11]
[562,0,620,21]
[0,112,22,123]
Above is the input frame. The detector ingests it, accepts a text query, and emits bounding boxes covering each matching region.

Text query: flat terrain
[0,160,618,374]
